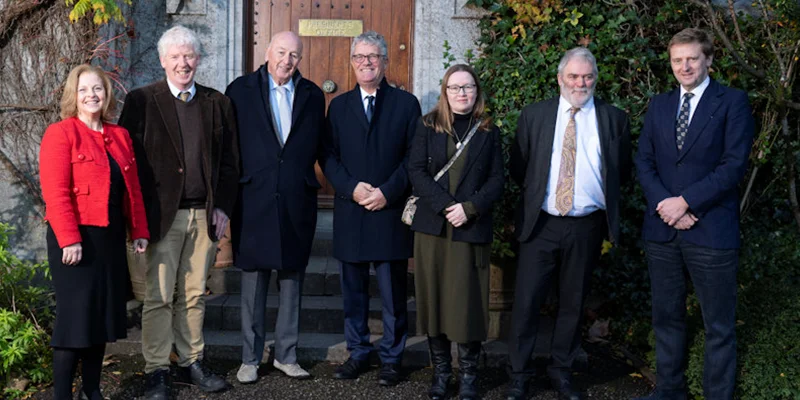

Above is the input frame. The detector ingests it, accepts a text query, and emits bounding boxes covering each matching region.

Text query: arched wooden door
[247,0,415,207]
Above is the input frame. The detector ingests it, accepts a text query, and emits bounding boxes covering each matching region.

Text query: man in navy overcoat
[322,30,421,386]
[225,31,325,384]
[635,28,754,400]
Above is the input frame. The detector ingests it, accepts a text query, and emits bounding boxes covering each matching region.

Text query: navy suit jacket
[323,79,421,262]
[636,79,754,249]
[226,66,326,270]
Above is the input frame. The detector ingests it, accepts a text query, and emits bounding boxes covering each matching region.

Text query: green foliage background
[0,223,53,398]
[468,0,800,398]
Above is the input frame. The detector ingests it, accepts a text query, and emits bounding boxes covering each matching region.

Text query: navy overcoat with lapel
[225,66,326,271]
[323,79,422,262]
[118,80,240,243]
[407,119,504,244]
[510,96,632,244]
[636,79,754,249]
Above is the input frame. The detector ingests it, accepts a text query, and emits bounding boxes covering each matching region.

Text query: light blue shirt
[677,76,710,124]
[542,96,605,217]
[267,75,295,136]
[166,79,196,102]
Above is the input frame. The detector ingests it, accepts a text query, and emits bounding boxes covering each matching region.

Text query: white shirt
[267,75,295,135]
[166,79,196,102]
[359,86,378,114]
[677,76,710,124]
[542,96,605,217]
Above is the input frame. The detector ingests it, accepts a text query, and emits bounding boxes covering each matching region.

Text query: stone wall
[412,0,485,113]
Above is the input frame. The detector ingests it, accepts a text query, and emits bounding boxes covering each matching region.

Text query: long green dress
[413,113,491,344]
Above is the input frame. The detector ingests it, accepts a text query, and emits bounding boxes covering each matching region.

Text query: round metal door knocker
[322,80,337,94]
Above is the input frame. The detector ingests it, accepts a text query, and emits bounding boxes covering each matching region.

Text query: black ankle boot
[457,341,481,400]
[428,335,452,400]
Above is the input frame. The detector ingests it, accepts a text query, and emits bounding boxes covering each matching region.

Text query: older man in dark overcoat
[322,31,421,386]
[225,31,326,384]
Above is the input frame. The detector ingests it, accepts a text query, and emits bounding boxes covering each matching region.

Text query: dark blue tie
[366,95,375,123]
[676,92,694,151]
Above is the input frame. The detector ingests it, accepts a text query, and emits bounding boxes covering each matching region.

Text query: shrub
[469,0,800,398]
[0,223,53,398]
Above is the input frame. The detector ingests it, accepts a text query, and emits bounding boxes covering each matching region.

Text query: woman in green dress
[408,64,505,400]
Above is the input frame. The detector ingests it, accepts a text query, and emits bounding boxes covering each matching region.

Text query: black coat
[407,119,504,244]
[118,81,239,243]
[322,79,421,262]
[225,66,326,271]
[510,97,631,244]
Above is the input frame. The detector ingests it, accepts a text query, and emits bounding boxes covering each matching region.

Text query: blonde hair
[60,64,116,122]
[422,64,492,135]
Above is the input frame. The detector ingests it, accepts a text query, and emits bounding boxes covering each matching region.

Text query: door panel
[248,0,415,207]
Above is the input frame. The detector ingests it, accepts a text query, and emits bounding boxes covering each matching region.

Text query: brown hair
[668,28,714,58]
[422,64,492,135]
[60,64,117,122]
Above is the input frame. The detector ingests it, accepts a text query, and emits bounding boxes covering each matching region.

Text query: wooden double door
[247,0,415,207]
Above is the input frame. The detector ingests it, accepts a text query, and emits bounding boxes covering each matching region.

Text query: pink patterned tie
[555,107,580,216]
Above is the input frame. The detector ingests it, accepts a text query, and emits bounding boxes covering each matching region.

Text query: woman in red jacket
[40,64,149,400]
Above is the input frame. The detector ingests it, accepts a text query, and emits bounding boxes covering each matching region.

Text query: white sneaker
[236,363,258,384]
[273,360,311,379]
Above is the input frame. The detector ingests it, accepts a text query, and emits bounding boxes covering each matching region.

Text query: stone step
[207,256,415,297]
[107,319,559,369]
[205,294,418,335]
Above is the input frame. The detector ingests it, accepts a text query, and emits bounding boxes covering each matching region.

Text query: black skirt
[47,154,128,348]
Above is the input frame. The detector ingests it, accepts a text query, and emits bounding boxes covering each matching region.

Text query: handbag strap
[432,121,482,182]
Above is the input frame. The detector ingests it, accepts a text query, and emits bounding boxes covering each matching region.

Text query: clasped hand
[353,182,387,211]
[657,196,698,230]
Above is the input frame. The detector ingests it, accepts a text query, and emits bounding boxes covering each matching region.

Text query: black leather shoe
[184,360,227,393]
[550,377,583,400]
[378,363,401,386]
[333,357,370,379]
[143,369,170,400]
[505,376,528,400]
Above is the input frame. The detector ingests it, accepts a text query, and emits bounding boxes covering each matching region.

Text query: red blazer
[40,117,149,248]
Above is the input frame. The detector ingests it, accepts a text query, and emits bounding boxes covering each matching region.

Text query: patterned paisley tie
[676,92,694,151]
[555,107,580,216]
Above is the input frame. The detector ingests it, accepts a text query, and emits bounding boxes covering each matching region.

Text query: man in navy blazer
[322,31,421,386]
[635,28,754,400]
[225,31,325,384]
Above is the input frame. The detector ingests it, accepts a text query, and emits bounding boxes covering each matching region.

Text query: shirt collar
[558,95,594,115]
[679,76,710,99]
[166,79,196,100]
[360,86,378,101]
[268,74,295,94]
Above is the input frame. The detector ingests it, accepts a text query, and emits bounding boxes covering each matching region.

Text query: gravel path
[31,345,653,399]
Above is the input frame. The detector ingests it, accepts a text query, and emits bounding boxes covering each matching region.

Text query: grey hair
[157,25,202,58]
[351,31,388,58]
[557,47,598,76]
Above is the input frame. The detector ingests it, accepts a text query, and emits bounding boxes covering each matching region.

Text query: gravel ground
[30,344,653,399]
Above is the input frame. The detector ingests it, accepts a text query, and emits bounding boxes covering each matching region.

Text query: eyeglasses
[351,54,384,64]
[446,84,477,94]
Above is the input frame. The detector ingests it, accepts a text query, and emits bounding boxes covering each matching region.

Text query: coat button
[104,138,111,144]
[124,165,130,172]
[178,168,184,174]
[77,154,85,160]
[73,187,79,193]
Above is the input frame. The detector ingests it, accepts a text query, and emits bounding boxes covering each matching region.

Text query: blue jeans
[645,236,738,400]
